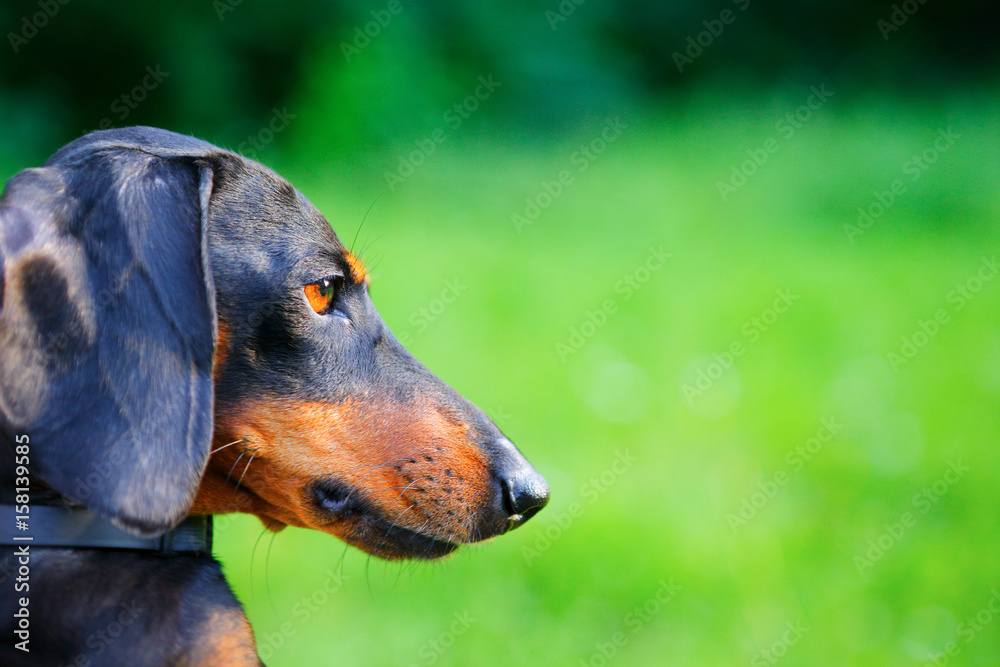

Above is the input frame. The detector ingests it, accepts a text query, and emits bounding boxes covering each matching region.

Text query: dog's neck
[0,504,212,553]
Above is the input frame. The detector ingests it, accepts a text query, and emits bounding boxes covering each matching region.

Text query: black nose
[492,439,549,530]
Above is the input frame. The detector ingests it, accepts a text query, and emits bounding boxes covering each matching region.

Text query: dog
[0,127,549,666]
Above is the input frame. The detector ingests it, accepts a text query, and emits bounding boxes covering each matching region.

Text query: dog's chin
[310,480,459,560]
[347,521,460,561]
[253,508,459,560]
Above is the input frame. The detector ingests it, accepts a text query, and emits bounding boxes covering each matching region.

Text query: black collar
[1,505,212,554]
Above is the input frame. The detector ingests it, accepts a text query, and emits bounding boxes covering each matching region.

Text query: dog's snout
[492,438,549,530]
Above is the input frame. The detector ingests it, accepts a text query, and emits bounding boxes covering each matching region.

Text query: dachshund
[0,126,549,666]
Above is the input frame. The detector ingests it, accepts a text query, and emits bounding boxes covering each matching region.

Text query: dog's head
[0,127,547,559]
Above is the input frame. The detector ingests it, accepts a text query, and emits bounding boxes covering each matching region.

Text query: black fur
[0,127,547,665]
[0,131,219,536]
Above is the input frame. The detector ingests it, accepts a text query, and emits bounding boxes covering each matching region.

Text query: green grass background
[181,91,1000,666]
[1,1,996,663]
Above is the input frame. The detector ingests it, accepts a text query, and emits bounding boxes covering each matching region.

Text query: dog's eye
[305,277,342,314]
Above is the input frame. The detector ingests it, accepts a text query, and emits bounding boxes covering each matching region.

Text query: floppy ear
[0,142,218,536]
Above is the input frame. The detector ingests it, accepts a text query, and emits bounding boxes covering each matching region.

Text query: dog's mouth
[311,480,459,560]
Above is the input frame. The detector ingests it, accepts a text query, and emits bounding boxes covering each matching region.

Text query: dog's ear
[0,136,219,536]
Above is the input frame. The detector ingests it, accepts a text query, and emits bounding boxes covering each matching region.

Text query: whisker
[249,528,269,612]
[416,520,440,561]
[385,503,416,537]
[224,452,245,487]
[347,457,410,473]
[211,438,244,455]
[358,234,384,263]
[365,478,422,513]
[367,252,385,275]
[366,482,419,496]
[235,452,255,492]
[351,192,383,255]
[265,531,278,617]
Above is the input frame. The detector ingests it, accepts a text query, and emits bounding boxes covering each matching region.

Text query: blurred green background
[3,1,999,665]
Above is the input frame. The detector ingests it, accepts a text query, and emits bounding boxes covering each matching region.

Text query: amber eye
[305,277,341,314]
